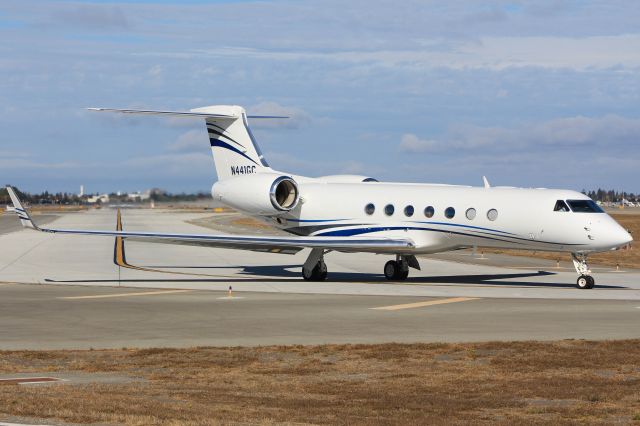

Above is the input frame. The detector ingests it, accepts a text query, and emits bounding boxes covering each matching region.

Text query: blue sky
[0,0,639,193]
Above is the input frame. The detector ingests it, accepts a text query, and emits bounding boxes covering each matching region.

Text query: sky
[0,0,639,193]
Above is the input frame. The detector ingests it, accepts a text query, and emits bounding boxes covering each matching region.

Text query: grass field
[1,340,639,425]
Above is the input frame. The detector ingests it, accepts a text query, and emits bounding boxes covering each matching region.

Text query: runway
[0,208,639,349]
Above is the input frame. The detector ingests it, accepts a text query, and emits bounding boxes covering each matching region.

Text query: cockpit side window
[554,200,570,212]
[567,199,605,213]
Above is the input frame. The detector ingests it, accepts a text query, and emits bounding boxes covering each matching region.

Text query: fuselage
[246,180,632,255]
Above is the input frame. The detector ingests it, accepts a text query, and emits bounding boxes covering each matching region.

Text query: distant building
[87,194,110,204]
[126,190,151,201]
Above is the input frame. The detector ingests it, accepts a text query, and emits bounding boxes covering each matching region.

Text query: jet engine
[212,173,300,215]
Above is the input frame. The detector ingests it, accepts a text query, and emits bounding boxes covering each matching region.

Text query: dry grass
[487,213,639,269]
[230,216,273,229]
[28,205,88,213]
[1,341,640,425]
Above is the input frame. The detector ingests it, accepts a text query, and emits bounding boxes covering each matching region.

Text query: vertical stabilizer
[191,105,273,181]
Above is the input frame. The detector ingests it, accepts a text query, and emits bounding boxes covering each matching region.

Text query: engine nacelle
[212,173,300,215]
[317,174,379,183]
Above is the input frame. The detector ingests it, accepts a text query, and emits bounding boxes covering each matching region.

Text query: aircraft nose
[612,224,633,247]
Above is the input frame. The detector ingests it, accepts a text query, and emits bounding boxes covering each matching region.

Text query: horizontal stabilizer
[87,107,239,119]
[88,106,288,120]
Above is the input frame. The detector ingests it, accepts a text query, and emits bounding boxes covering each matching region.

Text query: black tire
[302,262,328,281]
[398,269,409,280]
[302,266,315,281]
[576,275,590,289]
[384,260,397,280]
[586,275,595,289]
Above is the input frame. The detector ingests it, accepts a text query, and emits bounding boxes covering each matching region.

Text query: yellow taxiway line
[371,297,479,311]
[59,289,193,300]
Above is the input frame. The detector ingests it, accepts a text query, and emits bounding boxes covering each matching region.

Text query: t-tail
[195,105,273,180]
[88,105,287,181]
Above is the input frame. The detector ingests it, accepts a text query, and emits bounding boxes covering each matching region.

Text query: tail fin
[88,105,285,181]
[191,105,273,180]
[6,187,39,230]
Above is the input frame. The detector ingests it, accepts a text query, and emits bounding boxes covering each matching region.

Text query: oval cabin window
[445,207,455,219]
[424,206,435,218]
[465,208,476,220]
[384,204,395,216]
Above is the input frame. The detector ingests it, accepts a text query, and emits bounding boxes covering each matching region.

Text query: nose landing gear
[572,253,595,289]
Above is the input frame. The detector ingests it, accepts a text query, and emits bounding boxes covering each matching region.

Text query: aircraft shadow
[45,267,627,289]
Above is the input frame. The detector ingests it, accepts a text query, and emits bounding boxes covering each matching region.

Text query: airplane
[5,104,633,289]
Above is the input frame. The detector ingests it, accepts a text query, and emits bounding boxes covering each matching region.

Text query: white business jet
[6,105,633,289]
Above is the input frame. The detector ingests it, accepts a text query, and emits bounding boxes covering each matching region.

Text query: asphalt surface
[0,283,639,349]
[0,213,57,235]
[0,209,639,349]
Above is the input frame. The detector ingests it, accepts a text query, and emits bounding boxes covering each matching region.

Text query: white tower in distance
[79,185,84,197]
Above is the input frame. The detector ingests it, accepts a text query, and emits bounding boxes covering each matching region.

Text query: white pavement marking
[216,296,245,300]
[371,297,479,311]
[59,289,193,300]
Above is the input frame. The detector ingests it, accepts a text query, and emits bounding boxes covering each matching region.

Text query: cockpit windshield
[567,199,604,213]
[553,200,570,212]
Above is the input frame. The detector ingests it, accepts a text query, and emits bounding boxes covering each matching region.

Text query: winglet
[6,187,39,230]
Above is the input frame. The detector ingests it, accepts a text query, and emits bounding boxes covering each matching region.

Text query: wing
[5,187,414,254]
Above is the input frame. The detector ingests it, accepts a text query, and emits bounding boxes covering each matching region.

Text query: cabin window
[445,207,455,219]
[365,203,375,215]
[384,204,395,216]
[465,208,476,220]
[404,205,414,217]
[487,209,498,221]
[424,206,435,218]
[553,200,570,212]
[567,199,604,213]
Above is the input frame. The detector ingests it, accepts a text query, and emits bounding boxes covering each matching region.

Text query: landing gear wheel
[384,260,409,281]
[576,275,594,289]
[586,275,595,289]
[302,261,327,281]
[384,260,398,280]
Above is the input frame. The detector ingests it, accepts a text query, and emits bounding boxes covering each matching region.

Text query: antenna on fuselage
[482,176,491,188]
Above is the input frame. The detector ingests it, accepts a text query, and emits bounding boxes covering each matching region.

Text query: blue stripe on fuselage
[316,225,520,244]
[284,218,347,223]
[413,221,516,235]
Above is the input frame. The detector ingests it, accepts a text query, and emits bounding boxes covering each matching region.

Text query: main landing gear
[302,248,328,281]
[383,255,420,281]
[572,253,595,289]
